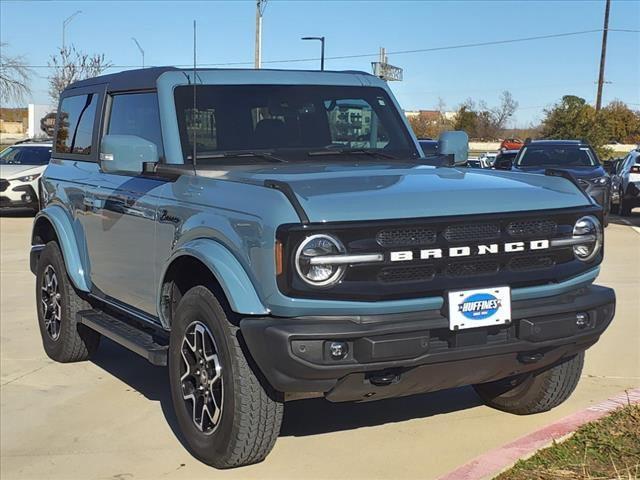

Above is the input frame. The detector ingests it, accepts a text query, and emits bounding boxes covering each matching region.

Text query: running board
[77,310,168,366]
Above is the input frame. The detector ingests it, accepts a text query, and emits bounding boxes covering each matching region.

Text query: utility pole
[254,0,267,69]
[62,10,82,50]
[595,0,611,112]
[131,37,145,68]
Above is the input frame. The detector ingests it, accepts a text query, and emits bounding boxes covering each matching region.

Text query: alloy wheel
[41,265,62,340]
[180,321,224,434]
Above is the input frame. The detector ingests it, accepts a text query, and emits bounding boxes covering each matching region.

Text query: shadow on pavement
[91,338,482,442]
[609,211,640,227]
[281,386,481,437]
[90,338,187,448]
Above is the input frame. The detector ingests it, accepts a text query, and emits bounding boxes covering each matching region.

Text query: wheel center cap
[200,370,208,385]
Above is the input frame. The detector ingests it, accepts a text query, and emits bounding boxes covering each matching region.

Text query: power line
[6,28,638,70]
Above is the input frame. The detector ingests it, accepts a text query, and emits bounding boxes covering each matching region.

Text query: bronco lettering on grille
[389,239,549,262]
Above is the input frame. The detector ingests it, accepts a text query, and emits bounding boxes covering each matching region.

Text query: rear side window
[107,92,164,157]
[56,94,98,155]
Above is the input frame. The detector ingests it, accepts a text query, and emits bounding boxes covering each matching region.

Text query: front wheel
[168,286,283,469]
[473,352,584,415]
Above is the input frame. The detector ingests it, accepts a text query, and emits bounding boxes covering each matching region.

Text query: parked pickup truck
[31,67,615,469]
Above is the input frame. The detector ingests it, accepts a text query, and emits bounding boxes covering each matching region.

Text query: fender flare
[158,238,269,323]
[32,206,91,292]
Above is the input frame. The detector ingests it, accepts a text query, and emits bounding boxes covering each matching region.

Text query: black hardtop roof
[67,67,373,92]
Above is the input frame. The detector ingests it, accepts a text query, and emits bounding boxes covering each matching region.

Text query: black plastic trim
[264,179,310,224]
[240,285,615,395]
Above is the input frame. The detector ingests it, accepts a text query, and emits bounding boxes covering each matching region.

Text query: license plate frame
[448,286,511,331]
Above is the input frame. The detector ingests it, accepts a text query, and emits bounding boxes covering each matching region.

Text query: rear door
[80,91,165,316]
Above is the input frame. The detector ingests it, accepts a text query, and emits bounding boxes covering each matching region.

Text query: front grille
[0,179,8,192]
[378,265,436,283]
[278,207,599,302]
[445,260,500,277]
[376,227,436,247]
[509,254,556,272]
[443,223,500,242]
[507,219,557,237]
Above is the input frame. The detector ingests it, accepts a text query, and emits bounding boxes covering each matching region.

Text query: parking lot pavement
[1,214,638,480]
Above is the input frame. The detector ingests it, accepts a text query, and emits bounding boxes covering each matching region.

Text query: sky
[1,0,639,126]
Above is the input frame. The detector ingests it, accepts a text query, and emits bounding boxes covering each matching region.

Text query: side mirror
[438,131,469,166]
[494,157,513,170]
[100,134,159,175]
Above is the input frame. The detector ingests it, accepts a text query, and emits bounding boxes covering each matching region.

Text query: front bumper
[240,285,615,402]
[0,182,38,210]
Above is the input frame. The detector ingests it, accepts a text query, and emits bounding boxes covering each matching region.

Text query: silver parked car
[610,148,640,216]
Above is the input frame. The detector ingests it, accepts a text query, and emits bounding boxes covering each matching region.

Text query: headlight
[572,216,602,262]
[590,176,609,186]
[16,173,41,182]
[295,234,346,287]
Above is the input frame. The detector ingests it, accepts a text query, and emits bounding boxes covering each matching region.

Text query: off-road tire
[169,286,283,469]
[36,241,100,362]
[473,352,584,415]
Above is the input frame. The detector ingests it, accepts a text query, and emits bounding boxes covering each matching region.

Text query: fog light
[576,312,589,329]
[328,341,348,360]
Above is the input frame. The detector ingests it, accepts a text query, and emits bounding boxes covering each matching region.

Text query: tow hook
[518,352,544,364]
[368,372,400,386]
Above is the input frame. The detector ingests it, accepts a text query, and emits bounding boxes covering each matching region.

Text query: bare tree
[491,91,518,134]
[48,46,112,105]
[0,42,33,104]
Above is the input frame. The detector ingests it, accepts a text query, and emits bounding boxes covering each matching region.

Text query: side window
[56,94,98,155]
[107,92,164,159]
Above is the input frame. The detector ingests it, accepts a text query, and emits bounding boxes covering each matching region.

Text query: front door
[81,91,166,316]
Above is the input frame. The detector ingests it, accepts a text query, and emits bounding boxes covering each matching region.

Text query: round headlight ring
[573,215,602,262]
[295,234,346,287]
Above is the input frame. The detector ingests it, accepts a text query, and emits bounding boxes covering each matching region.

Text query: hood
[0,164,45,180]
[513,165,605,180]
[198,162,592,223]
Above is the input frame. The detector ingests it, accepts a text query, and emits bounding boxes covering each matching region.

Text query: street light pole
[62,10,82,50]
[301,36,325,71]
[132,37,145,68]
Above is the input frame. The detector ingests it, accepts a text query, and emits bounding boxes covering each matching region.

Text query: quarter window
[55,94,98,155]
[107,92,164,158]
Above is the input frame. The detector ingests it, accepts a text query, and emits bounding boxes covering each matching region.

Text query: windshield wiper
[307,148,398,160]
[189,151,287,163]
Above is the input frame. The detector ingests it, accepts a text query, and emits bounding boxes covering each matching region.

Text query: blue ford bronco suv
[31,67,615,468]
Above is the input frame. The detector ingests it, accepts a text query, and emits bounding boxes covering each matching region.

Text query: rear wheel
[473,353,584,415]
[169,286,283,468]
[35,241,100,362]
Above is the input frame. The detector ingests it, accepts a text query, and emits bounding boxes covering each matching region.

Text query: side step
[78,310,169,366]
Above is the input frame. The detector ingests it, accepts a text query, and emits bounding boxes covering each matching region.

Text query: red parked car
[500,138,524,151]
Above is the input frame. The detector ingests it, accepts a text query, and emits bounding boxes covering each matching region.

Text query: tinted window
[174,85,416,163]
[107,92,164,157]
[516,145,597,167]
[55,94,98,155]
[0,146,51,165]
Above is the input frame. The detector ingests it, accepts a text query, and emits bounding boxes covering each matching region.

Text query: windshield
[0,146,52,165]
[516,145,597,168]
[174,85,418,163]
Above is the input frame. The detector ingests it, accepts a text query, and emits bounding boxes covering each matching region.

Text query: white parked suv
[0,141,52,213]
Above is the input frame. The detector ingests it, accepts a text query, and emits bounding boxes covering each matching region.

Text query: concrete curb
[436,387,640,480]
